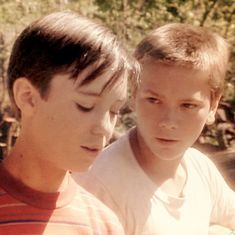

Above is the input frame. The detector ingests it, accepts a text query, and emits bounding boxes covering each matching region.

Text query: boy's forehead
[140,59,211,80]
[140,58,187,70]
[138,60,212,94]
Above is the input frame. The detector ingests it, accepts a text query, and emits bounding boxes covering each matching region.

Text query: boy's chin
[151,148,186,161]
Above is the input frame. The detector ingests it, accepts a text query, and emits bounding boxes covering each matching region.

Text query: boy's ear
[13,78,39,117]
[206,96,221,125]
[206,111,216,125]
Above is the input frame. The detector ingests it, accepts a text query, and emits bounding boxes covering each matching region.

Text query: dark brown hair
[8,11,140,117]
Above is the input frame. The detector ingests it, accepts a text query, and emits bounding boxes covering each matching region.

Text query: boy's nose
[91,112,113,137]
[158,110,178,130]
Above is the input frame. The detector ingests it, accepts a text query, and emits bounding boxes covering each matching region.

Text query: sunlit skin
[4,66,127,192]
[130,60,219,194]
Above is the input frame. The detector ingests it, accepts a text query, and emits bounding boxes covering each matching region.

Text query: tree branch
[200,0,218,26]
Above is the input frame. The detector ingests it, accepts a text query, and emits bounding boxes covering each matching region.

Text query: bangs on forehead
[72,54,127,94]
[7,11,140,119]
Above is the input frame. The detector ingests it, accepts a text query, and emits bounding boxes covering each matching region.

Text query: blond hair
[134,23,230,99]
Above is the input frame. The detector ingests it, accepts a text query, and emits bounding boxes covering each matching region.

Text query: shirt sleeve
[207,157,235,229]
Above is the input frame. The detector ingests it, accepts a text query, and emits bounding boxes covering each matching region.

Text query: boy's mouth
[155,137,179,143]
[81,146,102,153]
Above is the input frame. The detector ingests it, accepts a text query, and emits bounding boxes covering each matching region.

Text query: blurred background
[0,0,234,186]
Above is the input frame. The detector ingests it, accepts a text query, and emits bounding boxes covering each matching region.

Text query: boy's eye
[75,103,94,112]
[146,97,160,104]
[182,103,198,109]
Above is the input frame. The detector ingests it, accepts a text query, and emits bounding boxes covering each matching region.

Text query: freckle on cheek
[48,115,55,121]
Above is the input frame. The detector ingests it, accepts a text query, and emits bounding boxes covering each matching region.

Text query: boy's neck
[129,128,187,196]
[3,139,70,193]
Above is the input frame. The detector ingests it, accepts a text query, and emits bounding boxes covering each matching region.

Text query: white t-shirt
[74,133,235,235]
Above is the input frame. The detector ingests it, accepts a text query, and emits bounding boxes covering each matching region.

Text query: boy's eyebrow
[142,89,162,97]
[78,90,100,97]
[181,97,204,103]
[75,80,110,97]
[76,91,126,103]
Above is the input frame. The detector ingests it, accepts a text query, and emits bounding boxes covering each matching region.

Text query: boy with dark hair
[75,23,235,235]
[0,11,139,234]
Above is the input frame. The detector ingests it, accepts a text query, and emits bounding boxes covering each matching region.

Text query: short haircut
[7,11,140,118]
[134,23,230,100]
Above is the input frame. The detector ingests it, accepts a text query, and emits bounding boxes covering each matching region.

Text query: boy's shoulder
[0,164,124,234]
[185,147,213,163]
[184,147,219,176]
[77,181,116,212]
[75,183,124,227]
[104,132,130,153]
[92,132,131,168]
[74,131,138,195]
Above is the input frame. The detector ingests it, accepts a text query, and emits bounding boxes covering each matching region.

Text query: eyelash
[146,98,199,110]
[182,103,198,109]
[75,103,94,112]
[146,97,160,104]
[76,103,121,117]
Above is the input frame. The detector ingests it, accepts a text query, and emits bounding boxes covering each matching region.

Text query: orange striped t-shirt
[0,163,124,235]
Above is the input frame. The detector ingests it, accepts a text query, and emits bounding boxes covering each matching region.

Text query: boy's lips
[81,145,102,153]
[155,137,179,144]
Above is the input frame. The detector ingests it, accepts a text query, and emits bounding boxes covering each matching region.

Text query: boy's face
[31,67,127,172]
[134,60,218,161]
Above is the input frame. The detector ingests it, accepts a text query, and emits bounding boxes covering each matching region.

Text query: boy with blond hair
[75,23,235,235]
[0,11,139,234]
